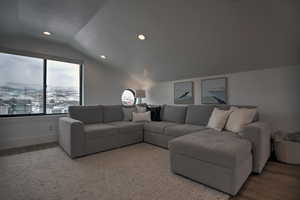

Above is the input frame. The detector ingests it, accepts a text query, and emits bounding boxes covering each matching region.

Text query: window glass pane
[0,52,44,115]
[121,89,135,106]
[46,60,80,114]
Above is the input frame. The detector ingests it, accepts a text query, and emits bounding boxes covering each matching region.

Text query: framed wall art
[201,77,227,104]
[174,81,194,104]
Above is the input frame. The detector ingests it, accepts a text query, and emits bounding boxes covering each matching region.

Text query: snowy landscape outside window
[46,60,81,114]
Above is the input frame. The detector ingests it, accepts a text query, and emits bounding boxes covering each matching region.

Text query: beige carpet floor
[0,143,229,200]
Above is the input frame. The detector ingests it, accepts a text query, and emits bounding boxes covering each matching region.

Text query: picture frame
[174,81,194,104]
[201,77,227,104]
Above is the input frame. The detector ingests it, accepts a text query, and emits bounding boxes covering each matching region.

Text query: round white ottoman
[274,132,300,165]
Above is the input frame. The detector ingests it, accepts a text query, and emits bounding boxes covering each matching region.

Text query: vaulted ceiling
[0,0,300,81]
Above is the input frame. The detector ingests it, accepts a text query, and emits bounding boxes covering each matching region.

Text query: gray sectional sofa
[59,104,271,196]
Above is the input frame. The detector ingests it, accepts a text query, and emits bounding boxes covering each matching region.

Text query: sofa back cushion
[185,105,259,126]
[185,105,216,126]
[69,105,103,124]
[161,105,187,123]
[103,105,124,122]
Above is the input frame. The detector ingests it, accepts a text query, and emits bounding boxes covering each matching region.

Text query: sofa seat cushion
[196,128,239,138]
[169,130,252,168]
[108,121,144,134]
[84,123,118,140]
[164,124,207,137]
[144,121,178,134]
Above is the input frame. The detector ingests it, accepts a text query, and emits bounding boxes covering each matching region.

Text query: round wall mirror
[121,89,136,106]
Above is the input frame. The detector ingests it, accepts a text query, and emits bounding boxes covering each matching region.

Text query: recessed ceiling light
[138,34,146,40]
[42,31,52,36]
[100,55,107,59]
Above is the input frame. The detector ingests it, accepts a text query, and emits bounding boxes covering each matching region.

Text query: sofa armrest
[239,122,271,173]
[59,117,85,158]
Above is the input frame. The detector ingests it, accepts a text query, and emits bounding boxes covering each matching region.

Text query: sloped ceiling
[0,0,299,81]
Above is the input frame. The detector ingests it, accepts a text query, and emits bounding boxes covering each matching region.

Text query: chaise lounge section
[169,130,253,195]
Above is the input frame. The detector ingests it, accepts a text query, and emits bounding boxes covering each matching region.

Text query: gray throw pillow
[122,107,137,121]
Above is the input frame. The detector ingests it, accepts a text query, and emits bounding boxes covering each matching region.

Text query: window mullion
[43,59,47,114]
[80,64,83,105]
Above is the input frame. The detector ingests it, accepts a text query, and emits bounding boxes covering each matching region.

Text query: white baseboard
[0,134,58,150]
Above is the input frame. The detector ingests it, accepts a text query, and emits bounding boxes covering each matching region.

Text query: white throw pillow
[122,107,137,121]
[225,107,257,133]
[132,111,151,122]
[136,105,147,113]
[207,108,232,131]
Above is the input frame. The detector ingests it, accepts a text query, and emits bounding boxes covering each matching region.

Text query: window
[0,53,44,115]
[0,52,82,117]
[46,60,81,114]
[121,89,136,106]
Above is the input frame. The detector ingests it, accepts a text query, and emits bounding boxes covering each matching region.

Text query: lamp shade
[135,90,146,98]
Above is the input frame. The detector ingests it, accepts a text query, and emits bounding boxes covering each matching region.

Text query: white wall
[0,36,137,150]
[145,66,300,133]
[1,36,299,149]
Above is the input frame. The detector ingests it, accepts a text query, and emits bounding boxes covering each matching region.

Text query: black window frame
[0,51,83,118]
